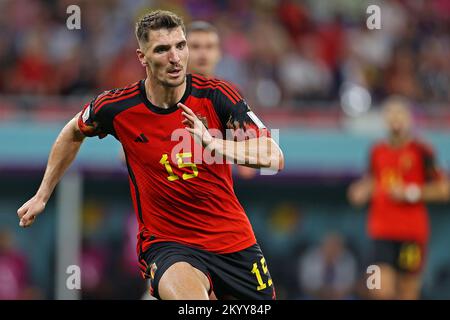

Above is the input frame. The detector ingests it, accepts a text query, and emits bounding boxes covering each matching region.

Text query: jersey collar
[139,74,192,115]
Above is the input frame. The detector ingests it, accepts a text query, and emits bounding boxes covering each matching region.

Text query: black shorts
[371,239,427,274]
[140,241,276,300]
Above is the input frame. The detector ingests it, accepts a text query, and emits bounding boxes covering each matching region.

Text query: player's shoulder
[410,137,435,155]
[91,80,142,114]
[370,140,388,153]
[190,73,236,86]
[190,73,242,105]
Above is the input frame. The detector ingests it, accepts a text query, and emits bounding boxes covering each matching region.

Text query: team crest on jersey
[150,262,157,280]
[400,153,413,171]
[196,114,209,128]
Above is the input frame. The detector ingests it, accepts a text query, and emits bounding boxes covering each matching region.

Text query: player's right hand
[17,195,46,228]
[347,183,370,207]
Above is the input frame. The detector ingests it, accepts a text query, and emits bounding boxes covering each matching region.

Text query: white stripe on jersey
[247,111,266,129]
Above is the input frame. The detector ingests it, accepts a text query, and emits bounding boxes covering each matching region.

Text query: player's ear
[215,46,222,64]
[136,48,148,67]
[217,50,222,64]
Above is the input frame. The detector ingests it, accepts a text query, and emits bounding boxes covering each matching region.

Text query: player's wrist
[204,136,218,152]
[35,189,49,203]
[404,184,422,203]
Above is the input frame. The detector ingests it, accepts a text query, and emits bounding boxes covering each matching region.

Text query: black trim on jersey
[190,82,235,131]
[191,83,254,136]
[138,75,192,115]
[138,230,146,263]
[191,77,241,104]
[93,87,140,112]
[94,93,142,139]
[421,145,437,181]
[124,154,144,224]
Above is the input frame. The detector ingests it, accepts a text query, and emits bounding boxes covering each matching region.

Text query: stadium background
[1,0,449,299]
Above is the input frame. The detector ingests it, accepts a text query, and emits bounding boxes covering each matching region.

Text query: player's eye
[176,42,186,50]
[154,46,168,53]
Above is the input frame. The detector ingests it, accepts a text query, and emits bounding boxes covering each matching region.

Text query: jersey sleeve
[420,142,444,181]
[211,81,270,141]
[77,93,110,139]
[368,144,378,175]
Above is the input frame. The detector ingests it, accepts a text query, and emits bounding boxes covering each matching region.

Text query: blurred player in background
[17,10,283,300]
[186,21,221,79]
[187,20,256,179]
[348,97,449,300]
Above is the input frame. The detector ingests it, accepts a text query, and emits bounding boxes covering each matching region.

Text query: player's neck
[144,77,186,109]
[388,134,411,148]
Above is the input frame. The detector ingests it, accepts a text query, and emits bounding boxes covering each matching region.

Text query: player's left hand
[179,103,215,149]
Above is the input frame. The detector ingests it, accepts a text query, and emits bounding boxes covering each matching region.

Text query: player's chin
[162,74,186,87]
[196,66,211,77]
[390,128,406,137]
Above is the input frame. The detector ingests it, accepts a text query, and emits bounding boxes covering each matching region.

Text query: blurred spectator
[278,35,332,102]
[297,233,357,300]
[80,201,114,299]
[0,229,42,299]
[0,0,448,108]
[117,212,146,299]
[384,46,422,100]
[80,241,113,299]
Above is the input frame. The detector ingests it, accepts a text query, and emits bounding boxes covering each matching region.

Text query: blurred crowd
[0,0,449,109]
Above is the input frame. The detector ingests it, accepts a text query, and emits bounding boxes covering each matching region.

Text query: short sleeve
[77,97,108,139]
[368,145,377,175]
[211,80,270,141]
[420,142,444,181]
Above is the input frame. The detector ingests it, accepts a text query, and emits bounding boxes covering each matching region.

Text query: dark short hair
[187,21,218,35]
[135,10,186,44]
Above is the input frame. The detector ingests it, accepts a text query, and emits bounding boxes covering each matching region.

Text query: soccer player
[186,21,221,78]
[347,97,449,300]
[187,21,256,179]
[17,10,283,300]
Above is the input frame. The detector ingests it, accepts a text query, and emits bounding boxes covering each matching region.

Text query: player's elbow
[69,112,86,142]
[440,179,450,201]
[259,142,284,172]
[272,139,284,172]
[275,149,285,172]
[431,178,450,202]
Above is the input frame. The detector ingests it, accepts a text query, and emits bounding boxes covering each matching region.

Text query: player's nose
[168,48,181,64]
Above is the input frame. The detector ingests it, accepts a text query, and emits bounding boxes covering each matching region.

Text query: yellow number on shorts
[160,153,198,181]
[398,243,421,271]
[251,257,273,291]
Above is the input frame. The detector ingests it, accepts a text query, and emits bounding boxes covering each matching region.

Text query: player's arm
[417,147,449,202]
[212,136,284,170]
[420,176,450,202]
[389,172,449,203]
[17,113,85,227]
[179,103,284,171]
[348,145,376,207]
[17,95,108,228]
[347,174,374,207]
[389,145,450,203]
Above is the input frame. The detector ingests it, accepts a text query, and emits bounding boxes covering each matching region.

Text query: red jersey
[368,139,442,243]
[77,74,269,260]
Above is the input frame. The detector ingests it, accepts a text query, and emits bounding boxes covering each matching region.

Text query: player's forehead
[383,100,411,119]
[187,31,219,43]
[147,26,186,47]
[385,105,410,118]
